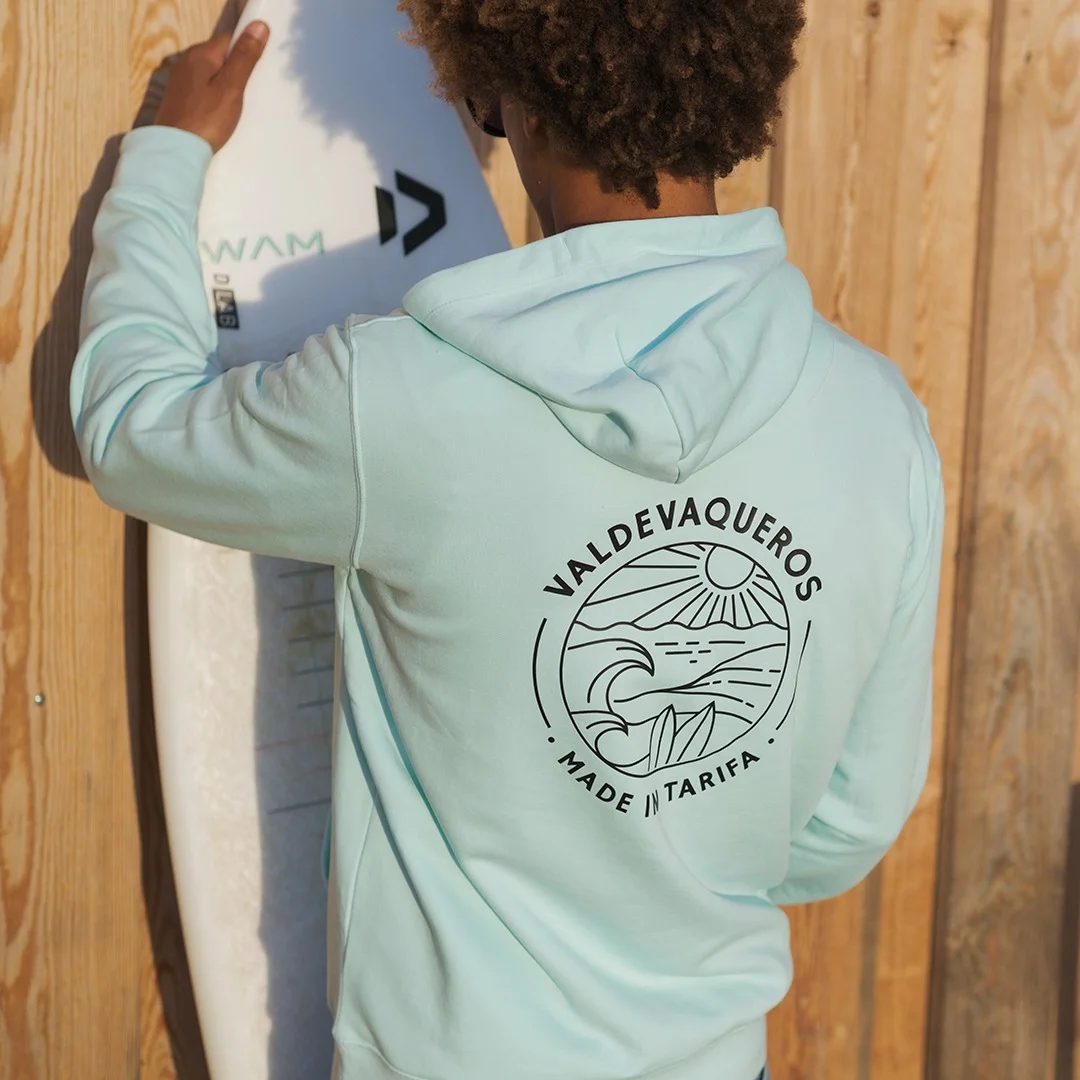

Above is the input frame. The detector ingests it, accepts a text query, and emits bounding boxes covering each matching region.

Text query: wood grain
[715,153,772,216]
[929,0,1080,1076]
[767,5,901,1073]
[1074,683,1080,1080]
[1074,696,1080,783]
[482,139,540,248]
[1,1,144,1075]
[766,0,992,1075]
[458,116,538,248]
[1061,780,1080,1080]
[866,2,993,1076]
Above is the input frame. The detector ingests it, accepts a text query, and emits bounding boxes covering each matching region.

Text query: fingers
[185,31,234,72]
[216,22,270,92]
[150,20,270,153]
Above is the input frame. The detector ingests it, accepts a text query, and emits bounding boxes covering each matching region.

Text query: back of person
[71,1,944,1078]
[327,216,941,1080]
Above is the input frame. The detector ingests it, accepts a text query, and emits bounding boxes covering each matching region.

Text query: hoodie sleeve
[769,443,945,906]
[70,126,362,567]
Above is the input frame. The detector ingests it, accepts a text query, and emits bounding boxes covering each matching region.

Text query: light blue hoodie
[73,127,944,1080]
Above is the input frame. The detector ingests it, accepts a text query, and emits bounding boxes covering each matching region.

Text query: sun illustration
[561,543,790,778]
[576,542,787,632]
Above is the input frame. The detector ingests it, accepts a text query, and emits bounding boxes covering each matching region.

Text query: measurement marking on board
[256,731,331,753]
[283,598,335,612]
[288,631,336,644]
[292,663,335,677]
[268,797,332,817]
[279,565,328,580]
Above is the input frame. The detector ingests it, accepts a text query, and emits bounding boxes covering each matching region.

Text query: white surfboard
[147,3,508,1077]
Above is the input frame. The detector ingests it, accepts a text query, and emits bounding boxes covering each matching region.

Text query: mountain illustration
[560,543,790,777]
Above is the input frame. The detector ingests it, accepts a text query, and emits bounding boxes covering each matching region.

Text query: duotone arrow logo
[375,172,447,255]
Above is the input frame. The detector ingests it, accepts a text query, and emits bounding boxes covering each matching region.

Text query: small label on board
[213,288,240,330]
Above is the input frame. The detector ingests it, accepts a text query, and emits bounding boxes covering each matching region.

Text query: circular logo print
[559,542,790,778]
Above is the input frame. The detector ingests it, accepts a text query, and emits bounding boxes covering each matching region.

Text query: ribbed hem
[332,1019,766,1080]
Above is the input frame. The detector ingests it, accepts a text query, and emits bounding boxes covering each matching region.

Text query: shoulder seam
[346,324,366,567]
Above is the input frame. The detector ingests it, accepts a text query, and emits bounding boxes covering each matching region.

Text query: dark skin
[154,24,718,238]
[500,98,718,237]
[155,24,271,153]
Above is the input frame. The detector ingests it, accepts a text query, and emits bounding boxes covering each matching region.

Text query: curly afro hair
[398,0,805,208]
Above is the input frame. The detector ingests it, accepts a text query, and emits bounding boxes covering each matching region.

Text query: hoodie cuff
[115,125,214,211]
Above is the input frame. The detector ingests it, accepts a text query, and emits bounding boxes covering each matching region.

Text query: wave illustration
[562,620,788,777]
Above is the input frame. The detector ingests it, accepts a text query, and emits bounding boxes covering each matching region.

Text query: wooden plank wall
[767,2,993,1077]
[929,2,1080,1077]
[1,0,1076,1078]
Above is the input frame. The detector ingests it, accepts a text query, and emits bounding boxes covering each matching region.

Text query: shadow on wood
[1057,785,1080,1080]
[127,518,212,1080]
[28,136,118,481]
[27,55,214,1080]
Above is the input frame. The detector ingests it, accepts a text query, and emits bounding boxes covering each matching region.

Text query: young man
[72,4,944,1078]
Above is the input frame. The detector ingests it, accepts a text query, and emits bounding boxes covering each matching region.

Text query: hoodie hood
[404,207,814,483]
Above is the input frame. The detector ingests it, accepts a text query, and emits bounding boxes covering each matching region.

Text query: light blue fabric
[73,126,944,1080]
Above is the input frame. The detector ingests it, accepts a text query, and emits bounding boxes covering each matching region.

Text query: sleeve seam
[896,434,942,608]
[347,329,366,568]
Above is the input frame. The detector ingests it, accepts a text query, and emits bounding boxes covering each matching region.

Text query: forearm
[73,125,218,473]
[70,125,360,565]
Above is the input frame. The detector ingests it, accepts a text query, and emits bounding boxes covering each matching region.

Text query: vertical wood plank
[929,0,1080,1076]
[767,6,904,1073]
[1,0,143,1074]
[767,0,992,1076]
[766,9,883,1074]
[1062,775,1080,1080]
[481,140,539,247]
[1072,639,1080,1076]
[1072,687,1080,1079]
[868,1,993,1076]
[459,119,537,248]
[714,154,772,216]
